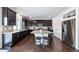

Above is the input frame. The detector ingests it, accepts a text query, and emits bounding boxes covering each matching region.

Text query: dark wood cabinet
[2,30,31,48]
[12,30,28,46]
[2,7,16,25]
[7,8,16,25]
[26,20,52,26]
[22,18,27,26]
[12,33,18,46]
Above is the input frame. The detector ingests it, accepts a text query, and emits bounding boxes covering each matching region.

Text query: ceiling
[17,7,68,19]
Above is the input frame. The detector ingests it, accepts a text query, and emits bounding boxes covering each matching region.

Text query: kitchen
[0,7,53,51]
[0,7,79,52]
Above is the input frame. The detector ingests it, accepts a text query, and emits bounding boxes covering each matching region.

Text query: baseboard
[53,35,62,40]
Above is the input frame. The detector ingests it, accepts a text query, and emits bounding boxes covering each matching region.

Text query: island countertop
[31,30,53,34]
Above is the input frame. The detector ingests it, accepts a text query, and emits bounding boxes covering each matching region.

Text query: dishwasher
[2,33,12,48]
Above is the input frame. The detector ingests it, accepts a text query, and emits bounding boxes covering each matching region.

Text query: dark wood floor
[11,35,78,52]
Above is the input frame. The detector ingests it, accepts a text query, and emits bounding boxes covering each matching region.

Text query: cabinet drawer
[12,33,17,38]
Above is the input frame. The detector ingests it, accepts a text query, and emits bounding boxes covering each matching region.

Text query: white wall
[53,7,79,49]
[0,7,2,48]
[75,8,79,49]
[78,9,79,49]
[16,13,22,30]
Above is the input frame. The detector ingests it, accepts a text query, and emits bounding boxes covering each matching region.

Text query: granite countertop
[2,29,27,34]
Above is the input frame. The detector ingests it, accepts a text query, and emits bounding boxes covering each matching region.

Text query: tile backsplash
[3,26,14,32]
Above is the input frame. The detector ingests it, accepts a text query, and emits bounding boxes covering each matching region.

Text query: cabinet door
[23,31,26,37]
[12,33,17,46]
[22,18,27,27]
[2,7,16,25]
[18,32,22,40]
[7,8,16,25]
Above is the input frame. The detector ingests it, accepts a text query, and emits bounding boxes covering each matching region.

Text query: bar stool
[34,33,42,47]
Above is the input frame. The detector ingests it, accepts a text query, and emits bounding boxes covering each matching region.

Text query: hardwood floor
[11,35,78,52]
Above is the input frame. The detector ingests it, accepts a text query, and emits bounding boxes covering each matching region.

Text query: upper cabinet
[2,7,16,25]
[26,20,52,26]
[22,18,27,27]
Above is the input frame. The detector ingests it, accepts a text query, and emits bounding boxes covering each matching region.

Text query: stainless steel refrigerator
[62,19,75,47]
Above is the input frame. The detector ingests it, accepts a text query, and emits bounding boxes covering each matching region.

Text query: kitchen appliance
[62,19,75,47]
[2,33,12,48]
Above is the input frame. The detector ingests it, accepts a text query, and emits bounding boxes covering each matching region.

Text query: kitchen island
[31,29,53,48]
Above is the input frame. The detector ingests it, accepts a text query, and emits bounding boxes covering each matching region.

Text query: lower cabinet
[12,33,18,46]
[2,30,30,48]
[12,30,28,46]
